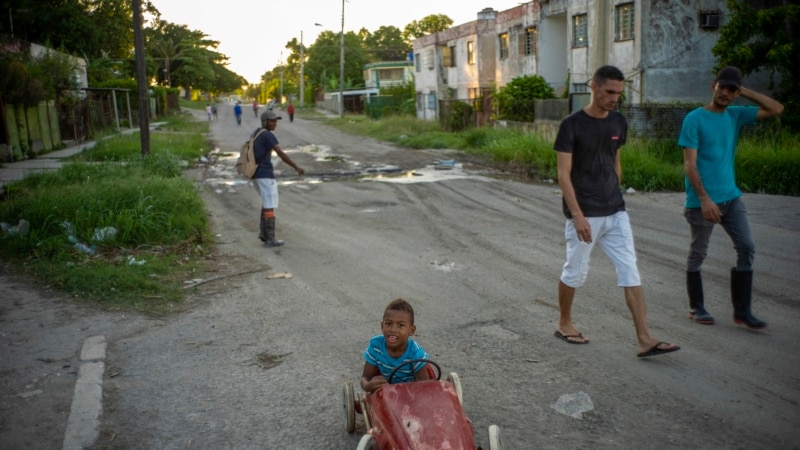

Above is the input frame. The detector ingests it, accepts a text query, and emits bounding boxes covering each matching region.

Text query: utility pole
[339,0,345,117]
[132,0,150,155]
[299,30,305,107]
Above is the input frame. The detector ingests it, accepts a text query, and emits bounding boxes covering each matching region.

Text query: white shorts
[253,178,279,209]
[560,211,641,288]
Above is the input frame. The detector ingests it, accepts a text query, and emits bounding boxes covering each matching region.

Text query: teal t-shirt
[363,336,428,383]
[678,106,758,208]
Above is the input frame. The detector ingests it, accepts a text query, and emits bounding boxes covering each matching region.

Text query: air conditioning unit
[700,12,721,29]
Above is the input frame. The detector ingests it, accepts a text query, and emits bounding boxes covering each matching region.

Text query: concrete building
[363,61,414,90]
[413,0,742,121]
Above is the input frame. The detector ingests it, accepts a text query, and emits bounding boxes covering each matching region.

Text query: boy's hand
[365,375,387,393]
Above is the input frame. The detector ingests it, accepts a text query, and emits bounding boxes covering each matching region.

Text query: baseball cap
[716,66,742,89]
[261,110,282,121]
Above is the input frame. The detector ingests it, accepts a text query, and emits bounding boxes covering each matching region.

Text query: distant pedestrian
[678,66,783,329]
[252,110,304,247]
[552,65,679,358]
[253,100,259,117]
[234,102,242,126]
[212,103,218,120]
[206,104,212,121]
[287,102,295,122]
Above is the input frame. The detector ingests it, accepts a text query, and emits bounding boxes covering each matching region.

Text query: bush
[494,75,556,122]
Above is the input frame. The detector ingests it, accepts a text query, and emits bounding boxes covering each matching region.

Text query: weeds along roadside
[0,112,213,314]
[323,114,799,196]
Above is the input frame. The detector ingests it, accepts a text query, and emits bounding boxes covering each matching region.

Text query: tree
[363,26,410,62]
[713,0,800,129]
[304,31,366,94]
[145,20,244,95]
[402,14,454,44]
[1,0,157,62]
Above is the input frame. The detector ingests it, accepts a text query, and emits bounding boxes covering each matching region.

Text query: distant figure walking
[212,103,218,120]
[206,104,212,121]
[253,100,259,117]
[234,102,242,126]
[287,102,295,122]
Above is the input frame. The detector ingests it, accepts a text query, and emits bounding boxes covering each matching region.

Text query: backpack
[236,129,267,178]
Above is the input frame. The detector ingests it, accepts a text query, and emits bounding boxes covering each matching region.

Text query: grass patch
[68,114,209,164]
[0,124,212,313]
[323,115,799,195]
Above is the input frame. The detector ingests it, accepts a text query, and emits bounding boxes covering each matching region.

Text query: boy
[361,299,430,393]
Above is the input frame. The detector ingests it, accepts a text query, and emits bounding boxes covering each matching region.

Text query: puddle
[364,163,494,184]
[201,146,495,188]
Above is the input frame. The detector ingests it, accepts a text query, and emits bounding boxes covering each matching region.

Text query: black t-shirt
[553,109,627,219]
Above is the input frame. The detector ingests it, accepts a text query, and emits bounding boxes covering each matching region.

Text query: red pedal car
[343,359,504,450]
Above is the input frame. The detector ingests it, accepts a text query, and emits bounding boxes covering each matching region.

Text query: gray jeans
[684,197,755,272]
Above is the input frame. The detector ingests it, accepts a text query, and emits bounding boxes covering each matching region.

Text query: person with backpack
[252,110,304,247]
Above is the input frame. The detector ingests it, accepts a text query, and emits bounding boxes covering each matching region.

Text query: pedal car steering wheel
[387,358,441,384]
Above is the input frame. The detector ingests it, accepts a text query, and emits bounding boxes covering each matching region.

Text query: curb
[62,335,106,450]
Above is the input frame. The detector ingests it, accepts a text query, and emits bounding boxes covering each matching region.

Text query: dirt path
[2,105,799,449]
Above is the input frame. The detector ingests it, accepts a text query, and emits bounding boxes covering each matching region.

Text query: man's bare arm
[739,87,784,121]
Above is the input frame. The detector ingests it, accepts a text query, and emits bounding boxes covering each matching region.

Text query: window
[467,41,475,65]
[443,45,456,67]
[425,50,434,69]
[525,27,538,55]
[427,92,437,110]
[572,82,589,93]
[499,33,509,59]
[414,53,421,72]
[572,14,588,48]
[615,3,634,41]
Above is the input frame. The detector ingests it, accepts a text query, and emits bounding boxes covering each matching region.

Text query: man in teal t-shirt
[678,66,783,330]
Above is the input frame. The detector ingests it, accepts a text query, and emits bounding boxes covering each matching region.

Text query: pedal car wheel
[343,382,356,433]
[489,424,504,450]
[356,433,378,450]
[446,372,463,406]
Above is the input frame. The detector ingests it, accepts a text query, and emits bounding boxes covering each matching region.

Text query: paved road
[2,105,799,449]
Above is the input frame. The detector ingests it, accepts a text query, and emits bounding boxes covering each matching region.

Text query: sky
[150,0,522,84]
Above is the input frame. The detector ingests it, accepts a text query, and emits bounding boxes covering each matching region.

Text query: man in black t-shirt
[552,65,680,358]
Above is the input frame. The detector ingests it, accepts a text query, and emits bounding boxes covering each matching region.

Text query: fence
[619,104,695,139]
[438,97,493,131]
[1,88,166,162]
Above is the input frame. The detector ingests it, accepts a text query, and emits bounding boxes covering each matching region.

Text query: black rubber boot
[687,271,714,324]
[258,209,267,243]
[730,268,767,330]
[264,217,284,247]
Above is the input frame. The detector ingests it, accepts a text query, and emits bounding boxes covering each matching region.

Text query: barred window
[525,27,538,55]
[499,33,509,59]
[467,41,475,65]
[572,14,588,48]
[615,3,634,41]
[415,53,421,72]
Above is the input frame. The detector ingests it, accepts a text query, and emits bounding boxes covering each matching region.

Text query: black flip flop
[637,342,680,358]
[554,330,589,344]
